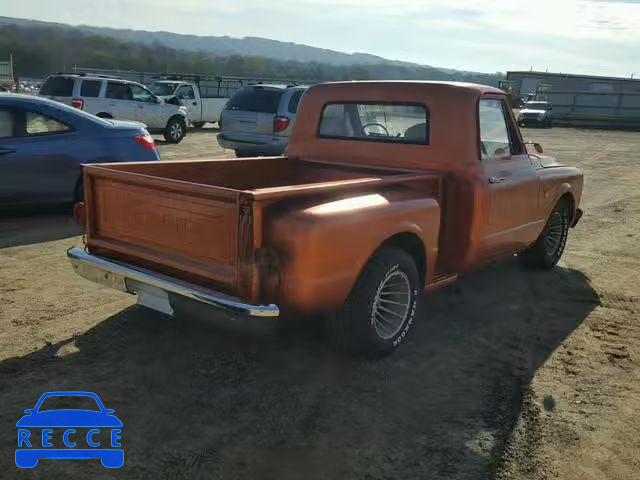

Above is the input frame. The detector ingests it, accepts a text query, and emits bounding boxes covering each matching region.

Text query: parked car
[518,101,553,128]
[217,84,308,157]
[0,94,160,209]
[148,80,229,127]
[39,74,188,143]
[69,81,583,356]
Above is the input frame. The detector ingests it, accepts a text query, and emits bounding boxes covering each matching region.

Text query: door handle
[192,101,197,106]
[137,105,144,109]
[0,147,16,156]
[489,176,506,184]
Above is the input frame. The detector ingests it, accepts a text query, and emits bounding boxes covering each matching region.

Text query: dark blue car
[16,391,124,468]
[0,94,160,209]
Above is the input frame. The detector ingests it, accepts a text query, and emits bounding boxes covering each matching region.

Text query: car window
[38,395,101,412]
[130,85,155,103]
[176,85,195,100]
[80,80,101,97]
[106,82,133,100]
[288,90,305,113]
[479,99,511,157]
[39,77,75,97]
[0,108,16,138]
[226,88,284,113]
[318,102,430,144]
[25,111,70,136]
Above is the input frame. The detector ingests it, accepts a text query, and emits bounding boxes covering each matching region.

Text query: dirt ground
[0,127,639,479]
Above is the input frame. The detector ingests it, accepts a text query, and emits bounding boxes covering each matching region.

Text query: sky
[3,0,640,76]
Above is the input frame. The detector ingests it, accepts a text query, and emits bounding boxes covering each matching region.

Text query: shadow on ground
[0,211,81,249]
[0,260,599,479]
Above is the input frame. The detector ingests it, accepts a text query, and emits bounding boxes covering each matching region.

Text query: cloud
[2,0,638,76]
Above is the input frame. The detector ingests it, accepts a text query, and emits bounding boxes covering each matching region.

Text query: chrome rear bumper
[67,247,279,319]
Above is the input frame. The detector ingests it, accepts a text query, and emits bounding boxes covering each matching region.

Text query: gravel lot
[0,127,639,479]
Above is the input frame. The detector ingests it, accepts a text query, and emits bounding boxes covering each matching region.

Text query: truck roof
[317,80,504,96]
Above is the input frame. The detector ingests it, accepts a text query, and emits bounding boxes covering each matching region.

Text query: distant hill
[0,16,503,85]
[0,16,432,68]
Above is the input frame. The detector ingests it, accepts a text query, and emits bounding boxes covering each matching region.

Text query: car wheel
[326,247,420,355]
[192,121,206,129]
[164,117,186,143]
[520,199,570,269]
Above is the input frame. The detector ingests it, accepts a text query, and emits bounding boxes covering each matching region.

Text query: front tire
[520,200,570,269]
[164,117,186,143]
[326,247,420,355]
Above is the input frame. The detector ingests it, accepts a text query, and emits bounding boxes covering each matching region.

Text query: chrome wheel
[544,211,564,256]
[170,122,183,140]
[371,269,412,340]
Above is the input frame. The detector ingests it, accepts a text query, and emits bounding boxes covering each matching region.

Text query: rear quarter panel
[264,186,441,314]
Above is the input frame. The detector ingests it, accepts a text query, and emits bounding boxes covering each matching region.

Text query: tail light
[70,98,84,110]
[273,116,290,133]
[133,134,156,150]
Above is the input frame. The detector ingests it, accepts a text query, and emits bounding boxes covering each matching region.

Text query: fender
[266,190,441,313]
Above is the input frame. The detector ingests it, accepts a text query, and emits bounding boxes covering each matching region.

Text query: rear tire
[326,247,420,355]
[520,200,570,269]
[164,117,186,143]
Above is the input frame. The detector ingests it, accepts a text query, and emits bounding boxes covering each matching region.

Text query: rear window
[40,77,74,97]
[288,90,305,114]
[226,88,284,114]
[318,102,430,145]
[80,80,101,97]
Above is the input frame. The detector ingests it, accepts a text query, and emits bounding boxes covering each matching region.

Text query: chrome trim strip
[67,246,279,318]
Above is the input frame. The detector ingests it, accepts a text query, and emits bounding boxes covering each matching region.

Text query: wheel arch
[371,231,427,288]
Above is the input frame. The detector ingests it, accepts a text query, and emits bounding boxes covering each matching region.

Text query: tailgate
[83,165,250,295]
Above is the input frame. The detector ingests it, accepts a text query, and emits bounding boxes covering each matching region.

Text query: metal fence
[544,91,640,129]
[71,66,317,98]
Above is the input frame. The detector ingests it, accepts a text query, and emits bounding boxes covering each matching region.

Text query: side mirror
[24,409,34,414]
[154,96,162,104]
[105,409,115,414]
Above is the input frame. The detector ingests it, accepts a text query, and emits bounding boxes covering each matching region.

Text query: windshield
[149,83,177,96]
[38,395,101,412]
[524,102,549,110]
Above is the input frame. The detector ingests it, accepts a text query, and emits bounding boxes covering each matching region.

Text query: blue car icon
[16,391,123,468]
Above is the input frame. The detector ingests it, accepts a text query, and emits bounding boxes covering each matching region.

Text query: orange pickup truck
[69,81,583,355]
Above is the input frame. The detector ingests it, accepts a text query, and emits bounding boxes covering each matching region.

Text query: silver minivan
[217,84,308,157]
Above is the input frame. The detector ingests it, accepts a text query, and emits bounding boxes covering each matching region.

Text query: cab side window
[479,99,511,158]
[130,85,155,103]
[176,86,195,100]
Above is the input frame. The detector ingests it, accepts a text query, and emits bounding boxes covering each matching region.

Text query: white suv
[39,74,188,143]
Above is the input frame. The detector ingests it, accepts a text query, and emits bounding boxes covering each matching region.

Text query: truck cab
[149,80,229,127]
[69,81,583,355]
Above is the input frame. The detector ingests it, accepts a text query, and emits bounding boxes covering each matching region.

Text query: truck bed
[82,157,436,301]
